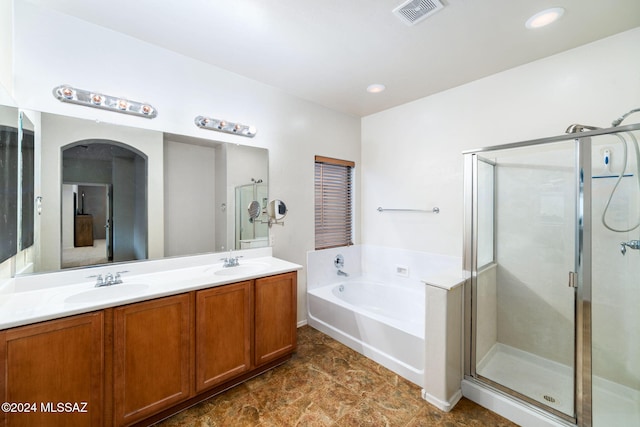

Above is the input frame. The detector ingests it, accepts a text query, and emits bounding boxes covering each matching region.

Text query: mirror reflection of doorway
[62,184,110,268]
[61,141,147,269]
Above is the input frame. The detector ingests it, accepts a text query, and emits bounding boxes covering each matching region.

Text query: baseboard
[297,319,308,328]
[421,388,462,412]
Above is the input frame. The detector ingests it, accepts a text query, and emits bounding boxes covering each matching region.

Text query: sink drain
[543,395,556,404]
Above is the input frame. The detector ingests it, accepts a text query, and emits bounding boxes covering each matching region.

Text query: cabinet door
[254,272,297,366]
[0,312,104,427]
[113,294,191,426]
[196,281,252,392]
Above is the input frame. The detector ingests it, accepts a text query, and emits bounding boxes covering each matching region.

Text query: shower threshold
[476,343,639,426]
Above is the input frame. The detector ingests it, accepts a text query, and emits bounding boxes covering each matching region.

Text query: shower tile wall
[591,137,640,390]
[476,264,497,364]
[494,146,576,367]
[486,137,640,393]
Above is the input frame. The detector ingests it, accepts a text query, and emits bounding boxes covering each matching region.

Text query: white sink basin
[65,283,150,304]
[213,262,269,276]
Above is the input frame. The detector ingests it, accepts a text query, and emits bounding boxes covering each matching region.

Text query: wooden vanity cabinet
[0,312,104,427]
[255,272,297,366]
[0,270,297,427]
[195,281,252,392]
[112,294,192,426]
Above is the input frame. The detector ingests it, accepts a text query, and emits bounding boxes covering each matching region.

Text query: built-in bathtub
[307,278,425,387]
[307,245,465,410]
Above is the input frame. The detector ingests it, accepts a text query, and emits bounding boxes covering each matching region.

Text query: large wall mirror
[0,87,35,268]
[22,112,268,275]
[0,104,20,264]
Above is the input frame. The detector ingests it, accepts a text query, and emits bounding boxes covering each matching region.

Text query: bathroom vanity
[0,250,300,427]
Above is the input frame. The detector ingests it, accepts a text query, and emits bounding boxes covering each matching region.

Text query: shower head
[612,107,640,127]
[565,124,600,134]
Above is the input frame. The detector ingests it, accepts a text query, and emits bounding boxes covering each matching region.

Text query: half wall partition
[463,123,640,426]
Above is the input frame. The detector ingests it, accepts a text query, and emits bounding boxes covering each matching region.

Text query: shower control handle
[620,240,640,255]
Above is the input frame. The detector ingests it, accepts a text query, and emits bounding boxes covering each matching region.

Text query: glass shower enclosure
[463,123,640,426]
[234,181,268,249]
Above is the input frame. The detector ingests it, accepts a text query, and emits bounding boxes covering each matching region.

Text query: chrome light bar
[53,85,157,119]
[194,115,257,138]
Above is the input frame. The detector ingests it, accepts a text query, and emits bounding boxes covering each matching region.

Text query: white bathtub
[307,278,425,387]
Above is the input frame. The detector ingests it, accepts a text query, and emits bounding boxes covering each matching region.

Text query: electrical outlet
[395,265,409,277]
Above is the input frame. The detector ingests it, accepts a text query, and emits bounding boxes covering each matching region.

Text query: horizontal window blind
[315,156,354,250]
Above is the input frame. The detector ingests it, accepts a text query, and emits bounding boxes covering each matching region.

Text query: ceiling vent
[393,0,444,26]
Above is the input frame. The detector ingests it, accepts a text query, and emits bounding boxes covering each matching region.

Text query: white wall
[12,0,361,322]
[0,0,13,93]
[164,139,217,257]
[361,27,640,257]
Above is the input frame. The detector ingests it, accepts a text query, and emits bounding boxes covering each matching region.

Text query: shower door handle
[568,271,577,288]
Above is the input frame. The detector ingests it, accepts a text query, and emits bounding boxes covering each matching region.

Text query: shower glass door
[590,129,640,426]
[470,140,578,420]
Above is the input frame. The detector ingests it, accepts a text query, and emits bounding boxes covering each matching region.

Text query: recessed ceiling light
[526,7,565,29]
[367,84,386,94]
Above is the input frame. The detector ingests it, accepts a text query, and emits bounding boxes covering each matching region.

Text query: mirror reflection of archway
[61,140,147,269]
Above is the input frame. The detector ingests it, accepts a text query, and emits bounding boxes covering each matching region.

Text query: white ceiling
[26,0,640,117]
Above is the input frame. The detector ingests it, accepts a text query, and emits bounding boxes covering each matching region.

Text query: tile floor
[156,326,516,426]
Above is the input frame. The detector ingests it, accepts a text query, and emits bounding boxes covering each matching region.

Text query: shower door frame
[463,122,640,427]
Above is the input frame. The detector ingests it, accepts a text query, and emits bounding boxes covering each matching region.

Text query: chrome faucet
[104,273,114,285]
[94,274,105,287]
[221,254,242,267]
[621,240,640,255]
[93,271,128,287]
[335,254,348,276]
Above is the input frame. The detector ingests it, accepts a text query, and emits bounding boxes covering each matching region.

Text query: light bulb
[61,87,74,99]
[91,94,103,105]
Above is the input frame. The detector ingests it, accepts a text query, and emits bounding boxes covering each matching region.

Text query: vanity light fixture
[52,85,158,118]
[194,115,257,138]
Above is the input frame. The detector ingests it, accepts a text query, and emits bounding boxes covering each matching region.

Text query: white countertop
[421,273,466,291]
[0,248,301,330]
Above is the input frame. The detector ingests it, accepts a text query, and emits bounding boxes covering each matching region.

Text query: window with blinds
[314,156,354,250]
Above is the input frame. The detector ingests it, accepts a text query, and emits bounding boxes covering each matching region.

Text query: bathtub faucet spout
[337,269,349,277]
